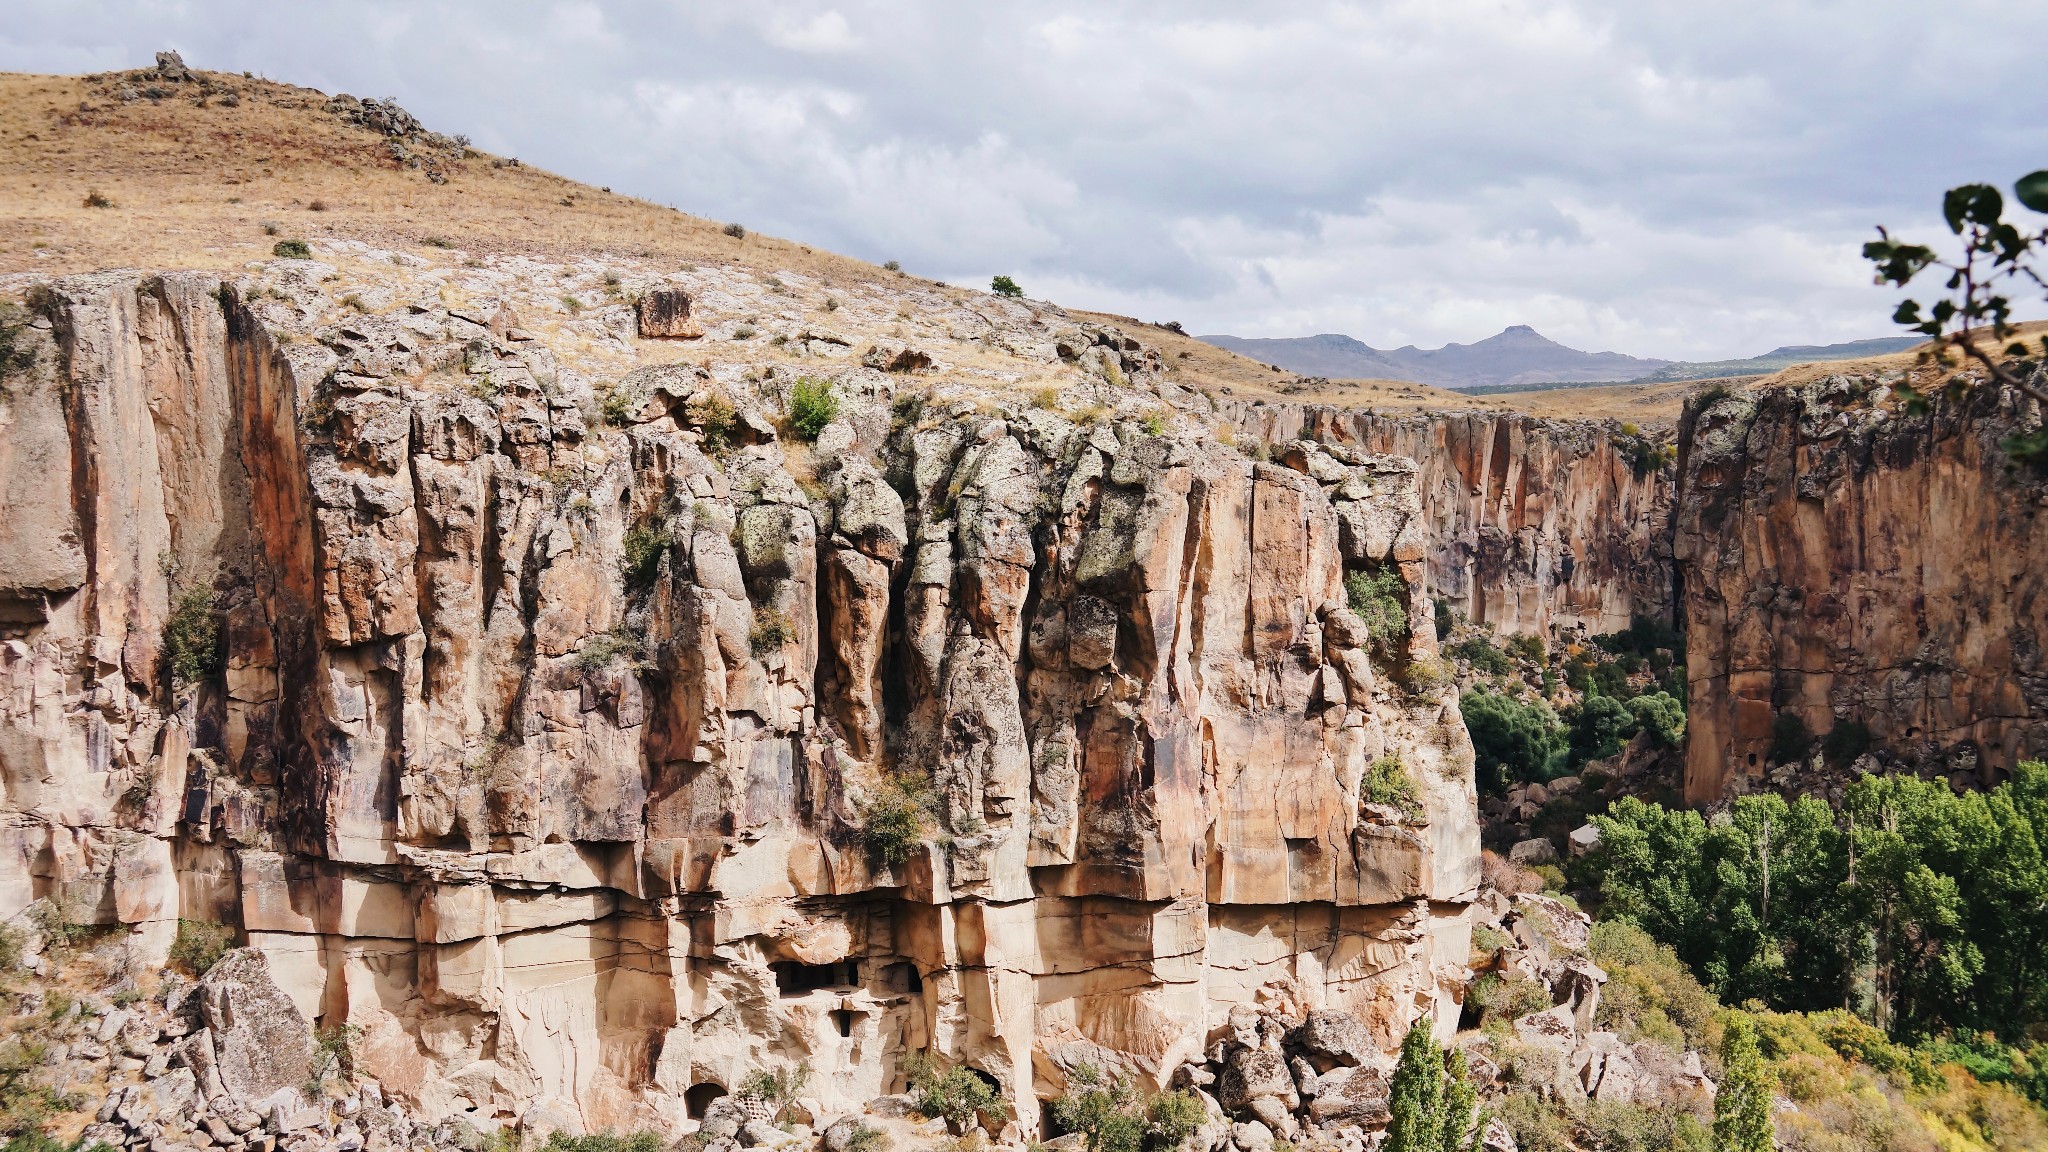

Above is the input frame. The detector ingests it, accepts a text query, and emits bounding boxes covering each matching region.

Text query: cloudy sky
[6,2,2047,360]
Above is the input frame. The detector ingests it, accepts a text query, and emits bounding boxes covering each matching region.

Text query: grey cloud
[2,0,2044,358]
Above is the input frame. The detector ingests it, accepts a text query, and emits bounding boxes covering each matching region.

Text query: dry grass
[7,62,2018,426]
[0,68,900,290]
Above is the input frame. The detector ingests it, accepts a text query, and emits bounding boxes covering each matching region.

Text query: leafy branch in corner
[1865,170,2048,410]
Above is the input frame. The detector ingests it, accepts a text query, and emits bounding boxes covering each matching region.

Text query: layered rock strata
[0,268,1479,1135]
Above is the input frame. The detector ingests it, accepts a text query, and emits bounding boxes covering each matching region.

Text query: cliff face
[1224,379,2048,807]
[0,267,1478,1134]
[1222,404,1673,637]
[1673,377,2048,803]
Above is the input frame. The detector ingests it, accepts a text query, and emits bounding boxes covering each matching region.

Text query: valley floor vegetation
[1438,613,2048,1149]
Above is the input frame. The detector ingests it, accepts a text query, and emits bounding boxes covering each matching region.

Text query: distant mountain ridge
[1200,325,1669,389]
[1200,327,1921,390]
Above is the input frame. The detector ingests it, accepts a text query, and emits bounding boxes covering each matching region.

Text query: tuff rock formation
[0,259,1480,1139]
[1673,374,2048,802]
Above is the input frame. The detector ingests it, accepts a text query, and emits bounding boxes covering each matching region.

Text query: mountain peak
[1199,326,1669,389]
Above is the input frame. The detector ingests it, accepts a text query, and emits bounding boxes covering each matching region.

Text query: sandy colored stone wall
[0,270,1479,1135]
[1219,403,1674,638]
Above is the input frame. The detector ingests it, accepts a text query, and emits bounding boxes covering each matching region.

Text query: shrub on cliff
[788,376,838,441]
[1386,1018,1482,1152]
[620,522,671,590]
[169,918,235,978]
[272,239,312,259]
[1362,754,1424,819]
[906,1053,1011,1135]
[858,772,937,866]
[162,584,222,687]
[1344,566,1409,652]
[1048,1064,1203,1152]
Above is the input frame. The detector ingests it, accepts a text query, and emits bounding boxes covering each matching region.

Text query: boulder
[1508,838,1557,866]
[199,949,313,1103]
[1290,1009,1376,1071]
[1568,824,1602,857]
[1218,1048,1298,1113]
[637,288,700,339]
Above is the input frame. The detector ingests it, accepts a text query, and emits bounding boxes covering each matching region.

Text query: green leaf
[1943,183,2004,232]
[2015,170,2048,213]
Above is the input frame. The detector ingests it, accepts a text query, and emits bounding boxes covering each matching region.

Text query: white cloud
[1,0,2044,358]
[765,10,858,54]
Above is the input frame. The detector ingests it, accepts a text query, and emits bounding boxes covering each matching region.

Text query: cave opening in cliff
[831,1008,862,1037]
[881,960,922,993]
[685,1083,727,1119]
[773,959,860,995]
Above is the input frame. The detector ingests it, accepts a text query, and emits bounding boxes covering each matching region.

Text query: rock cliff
[1673,375,2048,802]
[0,258,1480,1136]
[1220,403,1673,638]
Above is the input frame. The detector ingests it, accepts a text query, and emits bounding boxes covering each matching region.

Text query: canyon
[3,59,2048,1152]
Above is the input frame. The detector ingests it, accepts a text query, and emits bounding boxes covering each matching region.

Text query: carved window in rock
[772,959,860,995]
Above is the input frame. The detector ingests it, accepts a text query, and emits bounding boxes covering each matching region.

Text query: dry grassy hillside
[1,57,1999,423]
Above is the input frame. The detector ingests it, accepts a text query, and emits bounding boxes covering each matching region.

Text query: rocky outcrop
[1220,404,1674,637]
[1673,375,2048,802]
[0,264,1480,1138]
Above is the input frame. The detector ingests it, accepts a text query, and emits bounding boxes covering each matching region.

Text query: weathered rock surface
[0,263,1480,1137]
[1674,377,2048,801]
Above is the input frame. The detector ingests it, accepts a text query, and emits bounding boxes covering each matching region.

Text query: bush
[1396,655,1453,697]
[574,628,648,673]
[542,1133,665,1152]
[163,585,221,687]
[1463,688,1567,791]
[1770,711,1813,765]
[272,239,312,259]
[1589,921,1717,1052]
[1468,971,1554,1029]
[907,1054,1011,1134]
[1362,755,1423,820]
[310,1023,363,1087]
[750,606,792,655]
[1344,567,1409,651]
[839,1123,887,1152]
[83,190,113,209]
[1566,695,1635,763]
[739,1060,811,1120]
[990,275,1024,299]
[1450,636,1512,677]
[1629,691,1686,748]
[788,377,838,441]
[691,391,737,451]
[621,523,671,590]
[722,222,746,239]
[859,773,936,866]
[169,919,234,977]
[1049,1065,1202,1152]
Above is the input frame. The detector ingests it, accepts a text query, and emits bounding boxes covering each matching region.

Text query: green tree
[1386,1019,1480,1152]
[990,275,1025,298]
[1461,687,1567,791]
[1712,1014,1774,1152]
[1566,695,1634,763]
[1629,691,1686,748]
